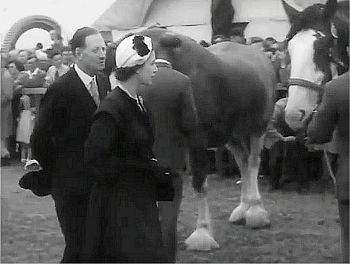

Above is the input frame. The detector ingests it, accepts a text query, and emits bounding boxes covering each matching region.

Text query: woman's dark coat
[81,87,173,263]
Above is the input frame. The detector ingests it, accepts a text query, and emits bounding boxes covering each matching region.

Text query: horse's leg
[158,170,183,262]
[185,146,219,251]
[225,140,250,224]
[245,135,270,228]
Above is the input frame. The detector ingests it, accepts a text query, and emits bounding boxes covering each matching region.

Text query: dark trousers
[52,188,89,263]
[158,171,183,263]
[338,200,349,263]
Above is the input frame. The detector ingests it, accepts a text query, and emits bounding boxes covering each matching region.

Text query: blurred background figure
[16,50,29,65]
[17,55,46,88]
[34,42,48,61]
[49,29,64,52]
[230,28,246,44]
[16,95,35,163]
[61,46,75,67]
[1,54,14,164]
[7,60,26,157]
[44,50,69,87]
[8,49,19,62]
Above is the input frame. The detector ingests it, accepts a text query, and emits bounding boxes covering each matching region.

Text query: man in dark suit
[307,73,349,263]
[139,59,198,262]
[31,27,110,262]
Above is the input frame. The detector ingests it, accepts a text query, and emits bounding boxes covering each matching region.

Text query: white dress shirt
[74,64,98,96]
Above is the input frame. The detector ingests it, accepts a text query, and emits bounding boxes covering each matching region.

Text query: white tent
[92,0,330,43]
[93,0,212,42]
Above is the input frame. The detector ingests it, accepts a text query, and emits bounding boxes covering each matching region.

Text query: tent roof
[92,0,333,42]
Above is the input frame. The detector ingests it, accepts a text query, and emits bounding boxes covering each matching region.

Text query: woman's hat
[115,35,153,68]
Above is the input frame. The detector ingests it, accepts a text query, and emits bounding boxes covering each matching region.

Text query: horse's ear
[282,0,301,24]
[159,33,182,48]
[324,0,337,19]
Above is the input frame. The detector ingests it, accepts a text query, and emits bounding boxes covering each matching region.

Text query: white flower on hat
[115,35,153,68]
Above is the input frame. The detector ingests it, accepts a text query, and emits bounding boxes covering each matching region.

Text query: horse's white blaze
[285,29,325,130]
[289,30,325,84]
[185,190,220,251]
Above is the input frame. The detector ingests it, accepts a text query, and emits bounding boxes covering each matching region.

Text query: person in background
[17,55,46,88]
[307,73,349,263]
[1,54,14,164]
[7,60,26,158]
[16,50,29,65]
[44,50,69,87]
[34,42,48,61]
[50,30,64,52]
[30,27,110,262]
[8,49,19,62]
[16,95,35,163]
[61,46,75,67]
[230,28,246,44]
[81,34,173,262]
[139,57,198,262]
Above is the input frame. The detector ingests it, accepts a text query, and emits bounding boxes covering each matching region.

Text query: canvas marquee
[92,0,331,43]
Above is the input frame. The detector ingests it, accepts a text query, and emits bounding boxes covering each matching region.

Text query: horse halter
[287,78,324,95]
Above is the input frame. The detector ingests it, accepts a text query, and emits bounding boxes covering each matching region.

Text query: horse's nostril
[299,109,306,121]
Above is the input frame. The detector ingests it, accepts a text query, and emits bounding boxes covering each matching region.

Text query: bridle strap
[288,78,324,92]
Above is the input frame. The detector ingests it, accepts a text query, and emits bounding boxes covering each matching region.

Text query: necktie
[137,95,146,112]
[89,78,100,106]
[54,69,59,81]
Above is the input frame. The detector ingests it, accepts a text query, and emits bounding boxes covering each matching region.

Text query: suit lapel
[70,68,97,109]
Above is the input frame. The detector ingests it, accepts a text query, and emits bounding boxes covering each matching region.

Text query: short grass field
[1,161,342,263]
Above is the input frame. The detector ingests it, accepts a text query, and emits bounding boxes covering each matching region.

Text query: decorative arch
[1,15,61,54]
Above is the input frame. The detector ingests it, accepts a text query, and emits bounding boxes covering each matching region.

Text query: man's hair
[70,27,99,56]
[8,60,25,71]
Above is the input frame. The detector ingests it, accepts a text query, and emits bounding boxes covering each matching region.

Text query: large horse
[283,0,348,131]
[140,27,275,250]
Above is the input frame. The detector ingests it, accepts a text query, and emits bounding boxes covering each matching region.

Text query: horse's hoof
[185,228,219,251]
[228,203,249,224]
[245,204,271,229]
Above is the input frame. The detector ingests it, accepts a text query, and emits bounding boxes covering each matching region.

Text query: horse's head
[282,0,338,131]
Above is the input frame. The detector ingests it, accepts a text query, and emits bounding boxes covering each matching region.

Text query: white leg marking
[226,142,250,224]
[185,183,219,251]
[245,135,270,228]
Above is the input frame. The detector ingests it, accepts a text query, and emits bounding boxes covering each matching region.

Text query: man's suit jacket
[31,67,110,193]
[139,61,198,170]
[307,73,349,200]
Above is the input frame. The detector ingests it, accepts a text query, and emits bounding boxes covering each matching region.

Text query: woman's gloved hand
[149,158,175,201]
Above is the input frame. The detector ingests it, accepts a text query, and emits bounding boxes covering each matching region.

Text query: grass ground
[1,161,342,263]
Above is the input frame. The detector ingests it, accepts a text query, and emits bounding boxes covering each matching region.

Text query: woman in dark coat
[81,35,174,263]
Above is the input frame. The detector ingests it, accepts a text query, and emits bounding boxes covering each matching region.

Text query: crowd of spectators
[0,28,331,192]
[1,30,75,164]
